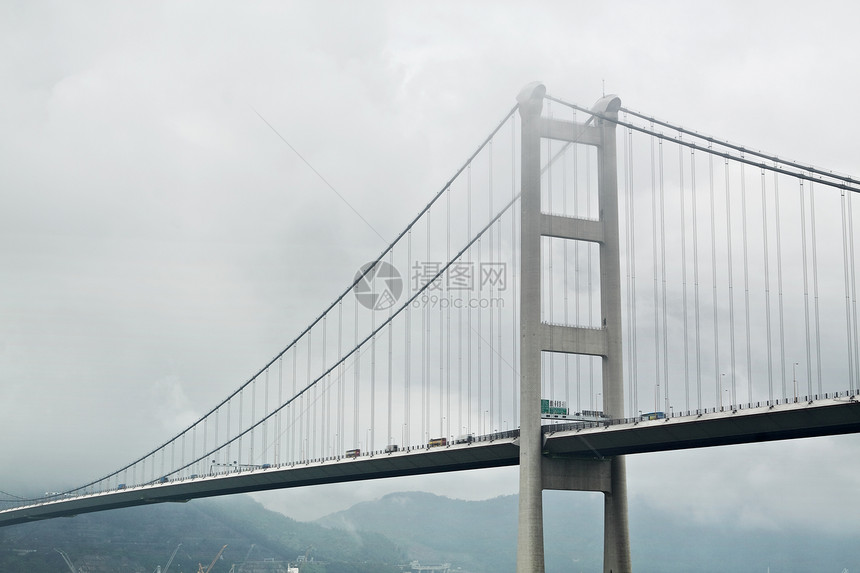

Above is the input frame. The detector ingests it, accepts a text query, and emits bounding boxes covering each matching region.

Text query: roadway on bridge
[2,396,858,527]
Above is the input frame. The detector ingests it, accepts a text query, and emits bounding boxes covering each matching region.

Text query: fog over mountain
[2,0,860,548]
[1,491,853,572]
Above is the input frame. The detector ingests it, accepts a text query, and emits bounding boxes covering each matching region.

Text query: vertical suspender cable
[446,186,452,440]
[423,211,429,443]
[850,193,860,393]
[496,149,504,427]
[624,112,636,412]
[574,112,582,412]
[800,180,813,399]
[213,409,218,468]
[353,302,359,449]
[203,418,208,471]
[685,149,702,412]
[438,217,444,438]
[587,147,595,408]
[338,300,344,454]
[659,139,669,410]
[488,140,495,433]
[406,230,412,444]
[627,139,638,415]
[708,144,718,411]
[841,190,855,395]
[650,125,661,414]
[226,393,231,467]
[761,169,774,404]
[624,117,634,414]
[276,357,282,464]
[327,319,333,457]
[238,382,243,464]
[691,148,701,414]
[320,318,326,456]
[725,157,737,406]
[388,251,394,449]
[511,116,519,426]
[679,141,689,413]
[563,130,571,410]
[292,345,297,461]
[467,166,473,434]
[741,160,753,404]
[542,115,549,416]
[809,179,823,397]
[547,136,554,404]
[250,376,256,464]
[477,227,483,430]
[849,193,860,393]
[457,231,464,437]
[774,167,787,400]
[264,368,270,461]
[305,330,311,457]
[371,298,376,451]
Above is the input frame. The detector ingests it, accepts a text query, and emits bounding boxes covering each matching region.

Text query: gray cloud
[2,1,859,537]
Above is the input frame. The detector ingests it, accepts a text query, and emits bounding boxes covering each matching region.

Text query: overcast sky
[3,0,860,533]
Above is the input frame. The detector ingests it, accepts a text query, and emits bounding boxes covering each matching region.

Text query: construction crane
[243,544,256,563]
[228,544,255,573]
[54,548,81,573]
[153,542,182,573]
[198,544,227,573]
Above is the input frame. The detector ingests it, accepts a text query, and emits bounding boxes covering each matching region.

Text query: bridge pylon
[516,82,631,573]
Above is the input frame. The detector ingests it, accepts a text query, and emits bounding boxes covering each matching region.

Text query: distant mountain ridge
[316,490,860,573]
[316,491,597,573]
[0,495,403,573]
[1,490,858,572]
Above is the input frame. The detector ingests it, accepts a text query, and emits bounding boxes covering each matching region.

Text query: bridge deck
[0,438,521,527]
[2,396,859,527]
[543,396,860,457]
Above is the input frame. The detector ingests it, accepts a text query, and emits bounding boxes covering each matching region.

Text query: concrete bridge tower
[516,82,631,573]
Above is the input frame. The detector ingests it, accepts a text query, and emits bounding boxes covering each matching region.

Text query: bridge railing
[541,387,860,435]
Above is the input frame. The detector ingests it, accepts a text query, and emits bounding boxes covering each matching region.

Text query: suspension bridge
[3,82,860,573]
